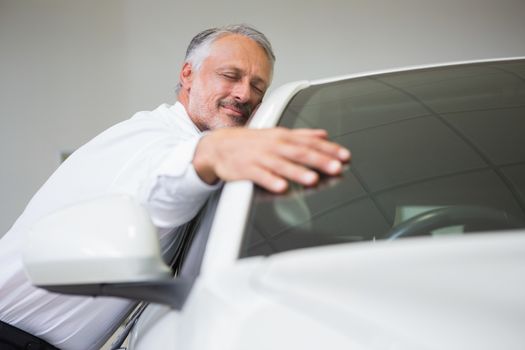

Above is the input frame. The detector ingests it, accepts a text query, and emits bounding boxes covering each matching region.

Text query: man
[0,24,350,349]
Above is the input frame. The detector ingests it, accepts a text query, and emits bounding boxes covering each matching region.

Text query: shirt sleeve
[138,134,221,230]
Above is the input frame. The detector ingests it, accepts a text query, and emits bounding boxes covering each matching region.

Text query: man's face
[180,34,273,131]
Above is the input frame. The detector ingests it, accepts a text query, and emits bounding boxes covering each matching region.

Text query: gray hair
[176,24,275,94]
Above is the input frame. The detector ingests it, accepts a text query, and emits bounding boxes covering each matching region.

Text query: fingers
[273,128,351,176]
[292,128,328,139]
[277,142,343,176]
[252,129,350,192]
[247,165,289,193]
[245,158,319,193]
[286,129,351,162]
[258,154,319,187]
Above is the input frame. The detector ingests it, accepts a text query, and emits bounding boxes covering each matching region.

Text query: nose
[232,79,252,103]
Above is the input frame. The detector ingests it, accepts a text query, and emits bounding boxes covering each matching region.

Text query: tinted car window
[241,60,525,258]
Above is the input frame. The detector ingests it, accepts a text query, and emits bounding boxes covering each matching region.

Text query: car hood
[248,232,525,350]
[131,232,525,350]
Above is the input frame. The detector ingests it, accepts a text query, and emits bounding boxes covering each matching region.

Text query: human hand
[192,127,351,193]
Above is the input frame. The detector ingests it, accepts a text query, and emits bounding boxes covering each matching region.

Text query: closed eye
[221,73,239,81]
[251,83,264,94]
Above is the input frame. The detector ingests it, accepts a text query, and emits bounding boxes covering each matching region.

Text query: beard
[209,98,253,128]
[189,97,254,131]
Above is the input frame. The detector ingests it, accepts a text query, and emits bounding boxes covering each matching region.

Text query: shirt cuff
[141,134,222,229]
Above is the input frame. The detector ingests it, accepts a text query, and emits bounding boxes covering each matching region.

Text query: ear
[179,62,194,92]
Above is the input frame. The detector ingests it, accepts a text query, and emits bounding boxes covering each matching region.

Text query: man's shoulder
[128,103,174,124]
[127,102,198,134]
[78,103,198,153]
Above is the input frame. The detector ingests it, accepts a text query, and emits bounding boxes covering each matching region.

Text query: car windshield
[241,59,525,258]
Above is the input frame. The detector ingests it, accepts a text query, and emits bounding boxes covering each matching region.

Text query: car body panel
[310,56,525,86]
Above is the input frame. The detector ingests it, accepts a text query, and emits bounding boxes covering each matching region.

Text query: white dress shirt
[0,102,219,349]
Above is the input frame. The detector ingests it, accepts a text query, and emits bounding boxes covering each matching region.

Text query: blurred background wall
[1,0,525,235]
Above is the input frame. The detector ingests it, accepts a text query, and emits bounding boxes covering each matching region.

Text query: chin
[216,114,248,129]
[204,119,240,130]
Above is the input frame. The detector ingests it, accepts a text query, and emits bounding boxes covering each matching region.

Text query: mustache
[218,99,253,117]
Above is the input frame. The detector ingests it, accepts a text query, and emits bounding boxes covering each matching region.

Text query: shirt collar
[171,101,202,134]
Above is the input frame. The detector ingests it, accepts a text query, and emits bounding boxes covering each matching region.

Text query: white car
[24,57,525,350]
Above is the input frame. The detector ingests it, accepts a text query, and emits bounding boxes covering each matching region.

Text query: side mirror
[22,195,191,308]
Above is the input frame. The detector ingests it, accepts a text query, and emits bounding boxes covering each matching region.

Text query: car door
[126,189,222,350]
